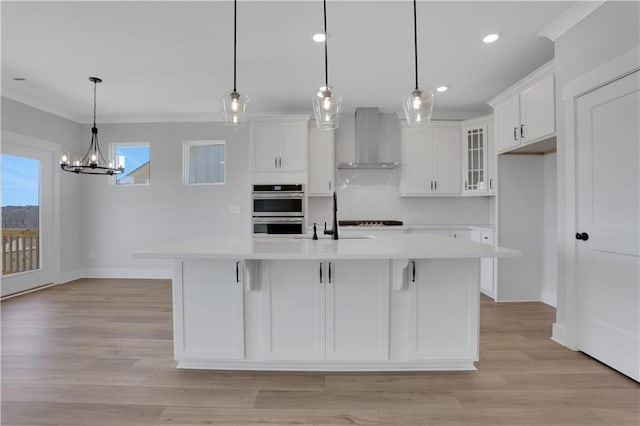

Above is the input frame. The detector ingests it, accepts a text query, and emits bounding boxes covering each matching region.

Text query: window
[111,143,150,185]
[183,141,226,185]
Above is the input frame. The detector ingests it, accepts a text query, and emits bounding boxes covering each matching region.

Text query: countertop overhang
[134,233,520,260]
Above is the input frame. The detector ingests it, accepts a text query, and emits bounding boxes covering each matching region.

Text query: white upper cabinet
[400,126,433,195]
[277,122,308,172]
[433,127,462,195]
[251,122,280,171]
[400,124,460,196]
[495,96,521,153]
[308,128,335,196]
[462,123,489,195]
[250,117,309,182]
[491,62,556,154]
[519,74,555,142]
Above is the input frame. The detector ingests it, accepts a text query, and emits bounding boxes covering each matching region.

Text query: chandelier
[60,77,124,175]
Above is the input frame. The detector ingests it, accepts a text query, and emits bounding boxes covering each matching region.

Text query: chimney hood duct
[338,107,399,169]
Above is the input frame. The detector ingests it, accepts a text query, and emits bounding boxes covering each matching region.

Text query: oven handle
[252,192,304,199]
[251,212,304,217]
[252,217,304,224]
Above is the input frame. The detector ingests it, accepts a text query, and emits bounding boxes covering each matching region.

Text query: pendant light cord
[323,0,328,87]
[93,80,97,128]
[413,0,418,90]
[233,0,237,92]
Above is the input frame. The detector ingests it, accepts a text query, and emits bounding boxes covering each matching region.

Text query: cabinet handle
[328,262,332,283]
[319,262,323,283]
[520,124,525,139]
[489,178,494,190]
[430,180,433,191]
[465,180,468,190]
[235,261,240,283]
[434,180,437,191]
[278,157,282,168]
[411,260,416,283]
[274,157,278,168]
[329,180,332,191]
[513,127,518,141]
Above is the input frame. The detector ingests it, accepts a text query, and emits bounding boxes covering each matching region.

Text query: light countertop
[134,232,519,260]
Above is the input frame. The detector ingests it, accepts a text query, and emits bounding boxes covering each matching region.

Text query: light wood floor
[1,278,638,426]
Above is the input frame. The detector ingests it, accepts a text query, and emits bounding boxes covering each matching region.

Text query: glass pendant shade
[222,90,249,125]
[312,85,342,130]
[402,88,434,126]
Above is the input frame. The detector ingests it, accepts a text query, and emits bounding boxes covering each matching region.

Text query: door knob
[575,232,589,241]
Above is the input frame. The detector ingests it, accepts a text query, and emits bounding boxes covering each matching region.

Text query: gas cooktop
[339,220,404,227]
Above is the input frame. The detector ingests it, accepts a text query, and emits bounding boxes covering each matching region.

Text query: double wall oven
[252,184,304,235]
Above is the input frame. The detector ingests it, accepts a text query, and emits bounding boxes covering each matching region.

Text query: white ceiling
[1,1,573,123]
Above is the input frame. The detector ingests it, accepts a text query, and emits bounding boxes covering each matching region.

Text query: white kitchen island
[135,233,519,371]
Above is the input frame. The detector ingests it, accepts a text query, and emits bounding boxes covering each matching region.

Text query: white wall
[496,155,543,302]
[1,96,85,282]
[541,152,557,307]
[309,112,492,226]
[553,1,639,346]
[82,122,251,277]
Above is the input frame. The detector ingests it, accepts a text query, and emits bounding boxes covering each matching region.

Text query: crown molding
[538,1,605,42]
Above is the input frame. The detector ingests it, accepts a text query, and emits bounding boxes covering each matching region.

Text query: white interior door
[1,141,55,296]
[576,70,639,381]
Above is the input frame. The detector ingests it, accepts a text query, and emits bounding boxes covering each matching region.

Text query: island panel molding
[138,233,519,371]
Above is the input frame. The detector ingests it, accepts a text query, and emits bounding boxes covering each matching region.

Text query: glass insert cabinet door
[463,124,488,194]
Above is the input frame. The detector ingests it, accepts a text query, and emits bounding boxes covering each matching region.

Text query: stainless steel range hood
[338,107,399,169]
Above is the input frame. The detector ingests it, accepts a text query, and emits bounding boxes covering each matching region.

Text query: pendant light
[60,77,124,175]
[402,0,434,126]
[312,0,342,130]
[222,0,249,125]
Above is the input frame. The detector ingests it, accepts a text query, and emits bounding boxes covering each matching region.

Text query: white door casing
[1,136,58,296]
[576,70,639,381]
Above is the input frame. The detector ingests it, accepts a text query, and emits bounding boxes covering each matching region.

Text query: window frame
[109,142,151,186]
[182,140,226,186]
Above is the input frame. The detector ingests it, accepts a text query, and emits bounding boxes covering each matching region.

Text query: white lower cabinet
[262,260,325,360]
[262,259,390,361]
[326,260,390,360]
[177,259,245,360]
[406,259,479,361]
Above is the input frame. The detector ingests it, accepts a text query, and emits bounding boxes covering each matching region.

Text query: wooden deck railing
[2,228,39,275]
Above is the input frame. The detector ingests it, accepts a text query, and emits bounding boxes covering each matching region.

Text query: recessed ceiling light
[312,32,327,43]
[482,33,500,43]
[12,77,26,81]
[436,86,448,93]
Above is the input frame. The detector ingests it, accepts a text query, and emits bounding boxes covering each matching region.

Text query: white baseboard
[551,323,577,350]
[56,269,86,284]
[540,290,557,307]
[83,268,173,280]
[176,359,477,372]
[480,288,496,300]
